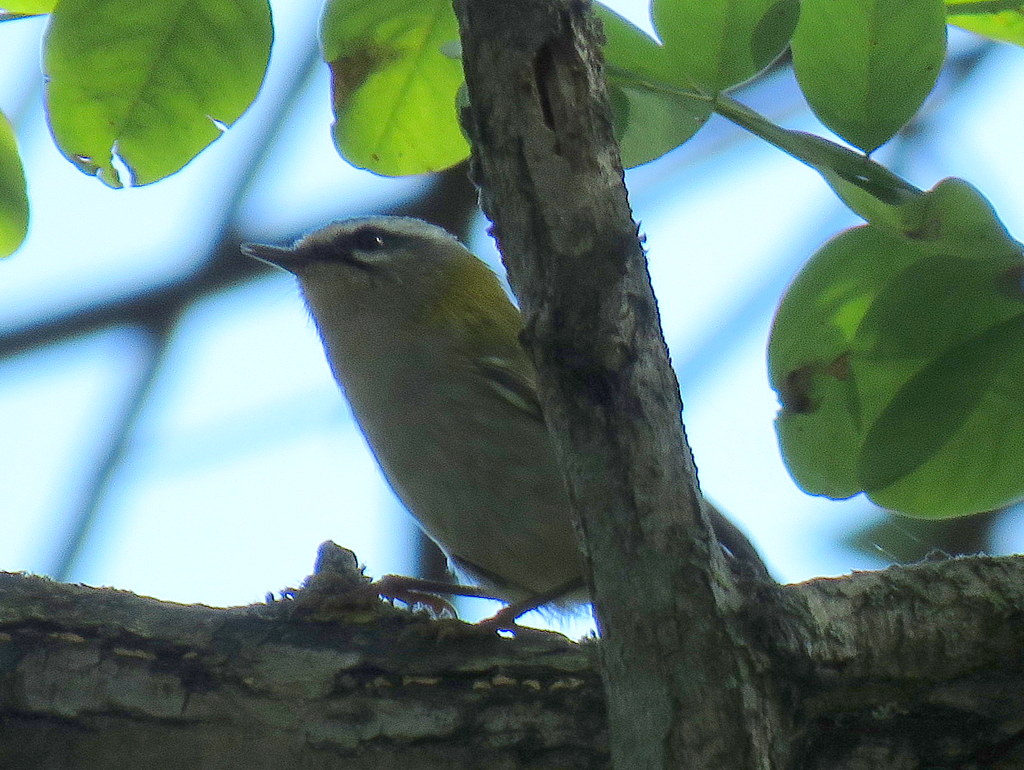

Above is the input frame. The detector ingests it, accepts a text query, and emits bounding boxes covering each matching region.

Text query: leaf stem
[712,93,922,205]
[603,64,922,206]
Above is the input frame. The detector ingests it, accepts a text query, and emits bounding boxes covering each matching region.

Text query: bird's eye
[350,228,386,252]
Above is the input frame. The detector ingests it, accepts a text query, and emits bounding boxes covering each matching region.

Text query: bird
[242,216,765,620]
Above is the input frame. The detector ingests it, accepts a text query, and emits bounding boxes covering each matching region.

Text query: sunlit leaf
[2,0,55,12]
[44,0,272,187]
[947,1,1024,47]
[321,0,468,176]
[0,112,29,257]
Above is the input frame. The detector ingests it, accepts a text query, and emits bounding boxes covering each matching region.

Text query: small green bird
[244,216,763,617]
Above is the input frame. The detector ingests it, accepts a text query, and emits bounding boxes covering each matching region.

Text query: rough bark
[0,550,607,770]
[452,0,785,766]
[5,550,1024,768]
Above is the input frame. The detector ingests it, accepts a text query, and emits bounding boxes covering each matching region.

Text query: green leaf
[321,0,469,176]
[597,4,679,86]
[713,95,924,224]
[820,169,907,229]
[770,225,922,499]
[2,0,56,11]
[858,313,1024,496]
[0,112,29,257]
[607,81,710,168]
[791,0,947,152]
[865,323,1024,516]
[948,0,1024,9]
[43,0,271,188]
[651,0,798,92]
[597,6,711,167]
[769,179,1024,517]
[947,1,1024,47]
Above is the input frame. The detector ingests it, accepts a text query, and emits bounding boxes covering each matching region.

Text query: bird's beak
[241,243,307,274]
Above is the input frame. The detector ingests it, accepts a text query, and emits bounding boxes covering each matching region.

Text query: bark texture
[5,552,1024,768]
[0,553,607,770]
[453,0,784,766]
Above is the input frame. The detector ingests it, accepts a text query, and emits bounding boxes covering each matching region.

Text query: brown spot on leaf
[780,353,851,414]
[780,364,816,414]
[328,41,400,107]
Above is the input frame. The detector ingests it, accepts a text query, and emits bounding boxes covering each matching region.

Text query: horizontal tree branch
[4,547,1024,768]
[0,545,606,770]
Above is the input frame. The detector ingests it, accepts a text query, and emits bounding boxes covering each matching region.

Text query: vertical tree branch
[453,0,786,766]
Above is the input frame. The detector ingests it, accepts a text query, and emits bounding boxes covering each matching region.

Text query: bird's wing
[474,355,546,425]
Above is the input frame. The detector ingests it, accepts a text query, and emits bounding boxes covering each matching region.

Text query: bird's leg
[369,574,508,617]
[477,577,587,631]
